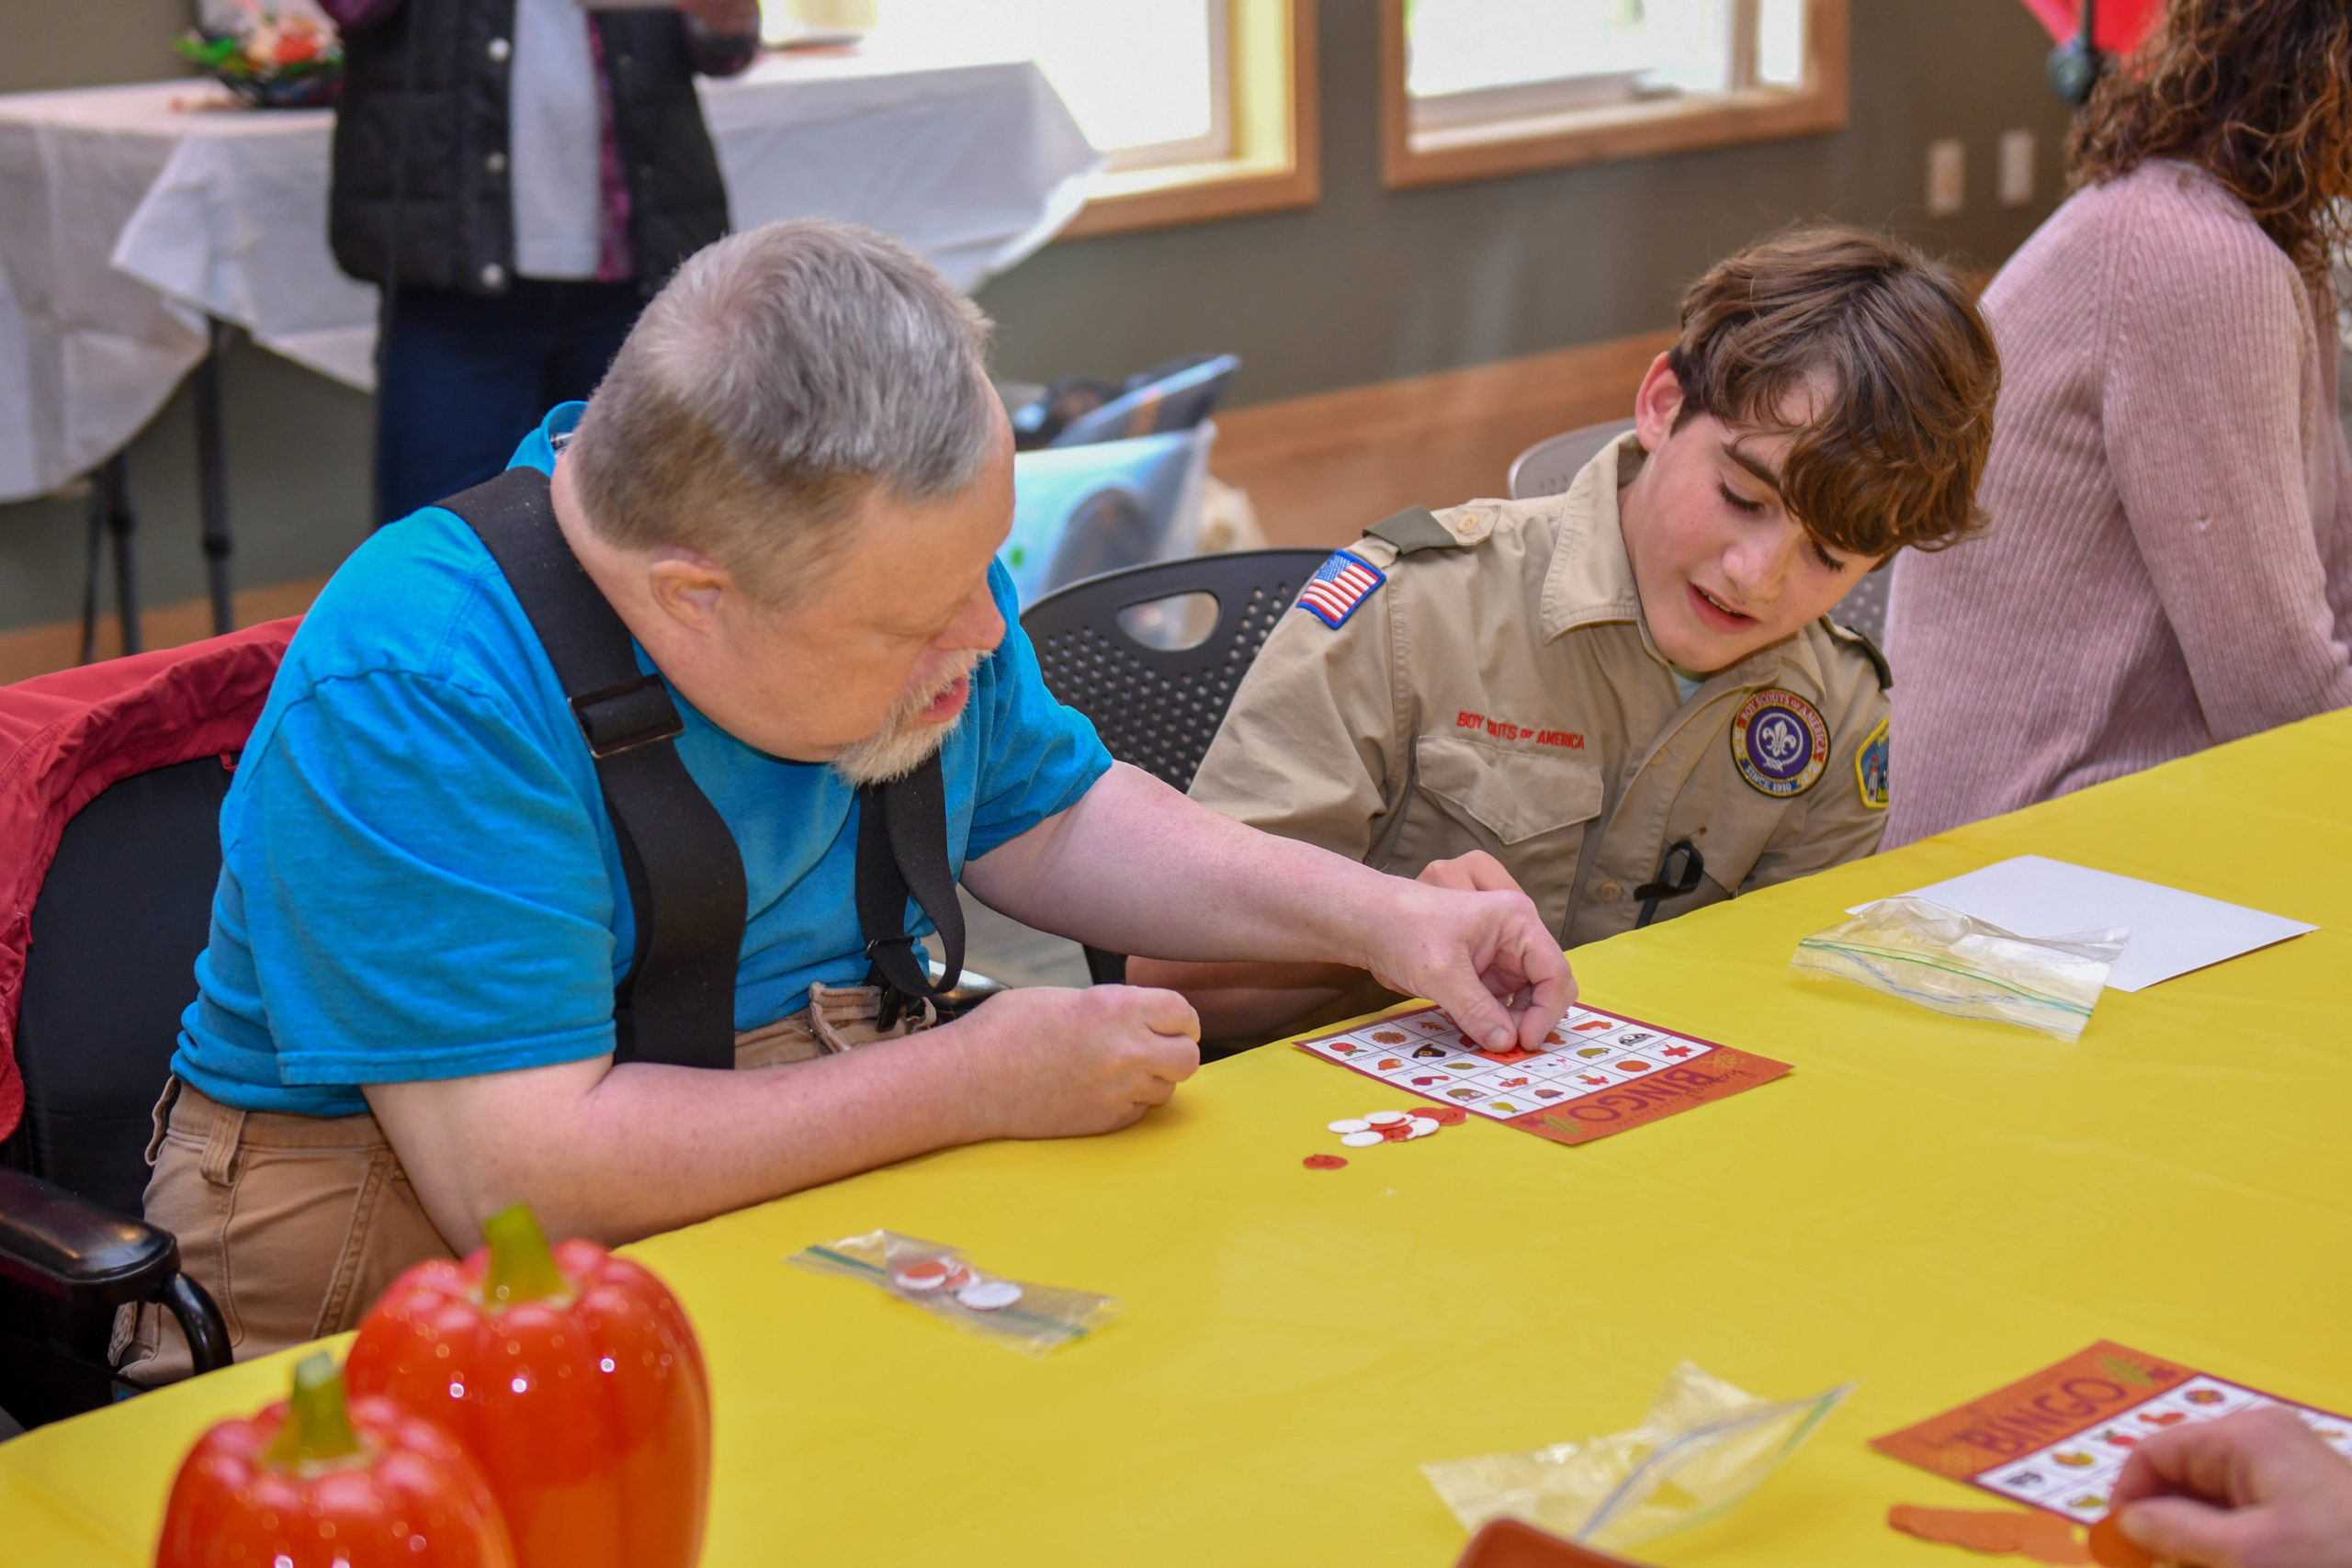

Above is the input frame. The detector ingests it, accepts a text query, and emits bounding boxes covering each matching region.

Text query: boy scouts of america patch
[1855,715,1890,810]
[1295,549,1386,628]
[1730,690,1829,797]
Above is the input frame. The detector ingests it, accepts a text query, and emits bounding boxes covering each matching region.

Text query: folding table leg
[78,476,105,664]
[195,317,233,637]
[105,456,141,656]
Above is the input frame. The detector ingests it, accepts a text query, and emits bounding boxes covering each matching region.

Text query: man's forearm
[369,1029,994,1251]
[966,763,1404,969]
[972,764,1573,1054]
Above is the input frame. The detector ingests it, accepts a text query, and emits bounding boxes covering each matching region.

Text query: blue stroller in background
[999,355,1239,607]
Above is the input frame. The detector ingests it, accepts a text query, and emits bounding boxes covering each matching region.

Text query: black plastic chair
[1021,547,1333,984]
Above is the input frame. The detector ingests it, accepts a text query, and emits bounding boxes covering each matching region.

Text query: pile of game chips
[1305,1104,1469,1168]
[890,1255,1024,1312]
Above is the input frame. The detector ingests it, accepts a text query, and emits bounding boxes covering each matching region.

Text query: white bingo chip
[956,1279,1024,1312]
[1327,1118,1371,1134]
[1406,1117,1439,1137]
[1339,1130,1385,1147]
[1364,1111,1408,1126]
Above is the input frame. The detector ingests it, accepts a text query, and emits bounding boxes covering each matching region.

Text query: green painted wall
[0,0,2073,634]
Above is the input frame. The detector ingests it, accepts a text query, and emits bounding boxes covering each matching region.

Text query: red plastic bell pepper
[157,1351,515,1568]
[345,1204,710,1568]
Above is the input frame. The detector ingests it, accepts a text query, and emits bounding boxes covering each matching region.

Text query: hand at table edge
[2109,1406,2352,1568]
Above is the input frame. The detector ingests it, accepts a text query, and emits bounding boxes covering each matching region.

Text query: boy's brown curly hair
[1666,225,2000,559]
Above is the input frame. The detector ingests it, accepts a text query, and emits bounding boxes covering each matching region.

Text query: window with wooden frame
[1379,0,1848,189]
[1060,0,1320,238]
[785,1,1318,238]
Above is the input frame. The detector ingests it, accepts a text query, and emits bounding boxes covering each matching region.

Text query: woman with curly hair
[1883,0,2352,845]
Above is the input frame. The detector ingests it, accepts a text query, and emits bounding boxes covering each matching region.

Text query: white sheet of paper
[1854,855,2315,993]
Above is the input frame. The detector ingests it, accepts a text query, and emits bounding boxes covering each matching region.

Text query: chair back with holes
[1022,549,1334,792]
[1826,563,1892,645]
[1508,419,1636,501]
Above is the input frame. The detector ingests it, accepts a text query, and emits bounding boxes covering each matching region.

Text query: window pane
[849,0,1217,154]
[1407,0,1739,99]
[1757,0,1806,87]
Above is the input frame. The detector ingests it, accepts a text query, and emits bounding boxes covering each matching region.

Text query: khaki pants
[119,982,928,1385]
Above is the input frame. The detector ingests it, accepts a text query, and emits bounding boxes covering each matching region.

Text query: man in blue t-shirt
[121,220,1573,1382]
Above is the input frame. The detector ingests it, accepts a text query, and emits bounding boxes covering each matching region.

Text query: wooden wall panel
[1211,328,1673,547]
[0,577,325,686]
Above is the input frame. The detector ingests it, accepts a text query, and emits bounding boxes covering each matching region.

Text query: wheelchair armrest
[0,1165,177,1307]
[0,1165,231,1374]
[933,968,1009,1021]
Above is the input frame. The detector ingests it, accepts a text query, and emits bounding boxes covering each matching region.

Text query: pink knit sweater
[1884,159,2352,847]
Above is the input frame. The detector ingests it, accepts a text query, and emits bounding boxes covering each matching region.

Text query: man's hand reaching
[2108,1406,2352,1568]
[1356,871,1575,1052]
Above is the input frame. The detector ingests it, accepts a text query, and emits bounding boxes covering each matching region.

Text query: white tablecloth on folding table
[0,48,1098,502]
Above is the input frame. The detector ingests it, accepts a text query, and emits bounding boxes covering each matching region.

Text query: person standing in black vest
[319,0,760,524]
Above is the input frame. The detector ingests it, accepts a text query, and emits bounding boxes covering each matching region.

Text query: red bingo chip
[893,1258,959,1292]
[1424,1105,1469,1126]
[1303,1153,1349,1170]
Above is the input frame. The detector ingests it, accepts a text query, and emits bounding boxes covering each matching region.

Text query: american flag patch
[1295,549,1386,628]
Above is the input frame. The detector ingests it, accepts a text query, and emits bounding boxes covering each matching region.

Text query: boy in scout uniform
[1133,226,2001,1044]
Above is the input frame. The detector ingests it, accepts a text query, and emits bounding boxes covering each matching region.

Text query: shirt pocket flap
[1414,735,1604,846]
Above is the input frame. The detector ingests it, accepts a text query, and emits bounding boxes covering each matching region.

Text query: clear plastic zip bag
[1422,1362,1854,1552]
[788,1229,1119,1356]
[1790,895,2128,1043]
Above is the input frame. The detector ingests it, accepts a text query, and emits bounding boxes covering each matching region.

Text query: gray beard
[827,658,978,786]
[828,709,960,786]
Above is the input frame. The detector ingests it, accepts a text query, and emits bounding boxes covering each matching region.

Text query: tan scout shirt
[1190,434,1892,947]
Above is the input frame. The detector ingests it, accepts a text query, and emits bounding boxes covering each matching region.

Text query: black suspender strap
[1634,839,1706,931]
[440,467,747,1070]
[854,758,965,1027]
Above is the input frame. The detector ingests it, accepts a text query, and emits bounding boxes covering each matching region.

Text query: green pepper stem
[481,1202,570,1306]
[265,1353,362,1468]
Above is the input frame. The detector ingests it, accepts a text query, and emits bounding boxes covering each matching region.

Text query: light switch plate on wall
[1998,129,2034,208]
[1927,138,1966,218]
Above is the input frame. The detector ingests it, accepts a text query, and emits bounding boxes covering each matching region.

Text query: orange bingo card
[1294,1001,1791,1147]
[1871,1341,2352,1529]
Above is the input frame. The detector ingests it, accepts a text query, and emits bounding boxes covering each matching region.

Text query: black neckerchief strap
[855,756,964,1026]
[439,466,747,1069]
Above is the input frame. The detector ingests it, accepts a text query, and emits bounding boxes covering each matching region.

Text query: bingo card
[1873,1340,2352,1525]
[1294,1001,1791,1147]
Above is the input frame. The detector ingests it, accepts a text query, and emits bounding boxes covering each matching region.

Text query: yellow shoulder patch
[1855,715,1890,810]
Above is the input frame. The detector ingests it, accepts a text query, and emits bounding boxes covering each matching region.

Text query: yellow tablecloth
[8,710,2351,1566]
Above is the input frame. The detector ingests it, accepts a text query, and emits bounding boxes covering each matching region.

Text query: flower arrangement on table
[175,6,343,109]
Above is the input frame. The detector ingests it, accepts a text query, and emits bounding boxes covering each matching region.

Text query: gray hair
[568,220,998,600]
